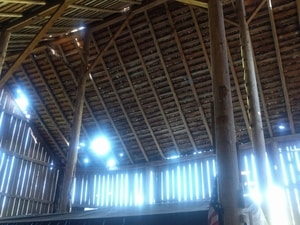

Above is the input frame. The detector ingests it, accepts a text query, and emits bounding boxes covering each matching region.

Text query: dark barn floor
[0,202,209,225]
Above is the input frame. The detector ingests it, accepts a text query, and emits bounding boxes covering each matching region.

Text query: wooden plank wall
[0,89,60,217]
[73,148,300,223]
[72,155,216,208]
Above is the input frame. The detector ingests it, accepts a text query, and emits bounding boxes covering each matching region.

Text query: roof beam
[59,32,91,212]
[85,13,133,76]
[0,31,10,76]
[247,0,267,24]
[128,18,180,155]
[252,52,273,137]
[18,65,67,161]
[20,64,70,147]
[119,0,142,4]
[101,57,149,162]
[0,0,45,5]
[82,20,149,163]
[190,6,211,74]
[176,0,208,8]
[166,3,213,146]
[59,16,103,21]
[297,0,300,27]
[267,0,295,134]
[0,12,22,17]
[83,36,134,164]
[226,44,252,141]
[113,25,166,160]
[3,83,63,164]
[70,38,135,160]
[0,0,76,88]
[147,5,197,152]
[185,3,238,27]
[44,50,91,141]
[30,54,75,133]
[69,4,120,13]
[2,0,60,31]
[90,0,168,32]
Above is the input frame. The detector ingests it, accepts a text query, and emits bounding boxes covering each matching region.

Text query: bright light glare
[268,0,273,9]
[279,125,285,130]
[83,158,89,164]
[15,89,30,118]
[149,171,154,204]
[80,142,85,147]
[267,186,291,225]
[107,158,116,168]
[70,26,85,33]
[122,6,130,12]
[167,155,180,160]
[91,137,110,155]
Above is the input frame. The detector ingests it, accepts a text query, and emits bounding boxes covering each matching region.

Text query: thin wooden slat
[0,0,78,88]
[5,157,19,216]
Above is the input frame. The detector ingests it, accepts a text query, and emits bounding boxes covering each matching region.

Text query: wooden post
[235,0,270,219]
[208,1,240,225]
[296,0,300,28]
[59,34,90,212]
[0,31,11,76]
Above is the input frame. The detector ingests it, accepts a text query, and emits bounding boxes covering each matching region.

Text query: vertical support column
[208,1,240,225]
[59,34,90,212]
[235,0,270,218]
[296,0,300,28]
[0,31,11,76]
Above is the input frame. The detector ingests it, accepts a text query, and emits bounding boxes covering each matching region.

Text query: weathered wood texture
[0,0,299,169]
[0,89,60,217]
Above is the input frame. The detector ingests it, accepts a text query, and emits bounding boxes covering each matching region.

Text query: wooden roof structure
[0,0,300,168]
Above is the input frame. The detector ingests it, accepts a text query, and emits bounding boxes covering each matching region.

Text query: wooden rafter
[128,18,180,155]
[146,6,198,152]
[3,82,63,164]
[252,53,273,137]
[103,27,149,162]
[20,64,70,147]
[297,0,300,27]
[247,0,267,24]
[84,36,134,164]
[3,0,60,31]
[0,12,22,17]
[69,4,121,13]
[101,57,149,162]
[90,0,168,33]
[0,0,77,88]
[0,0,45,5]
[1,0,298,168]
[85,14,133,76]
[55,44,108,149]
[30,54,88,142]
[176,0,208,8]
[18,66,67,160]
[190,7,211,73]
[119,0,141,4]
[178,1,238,27]
[62,0,169,81]
[226,44,252,141]
[0,31,10,76]
[112,26,166,160]
[59,16,103,21]
[59,31,91,212]
[166,3,213,146]
[70,39,107,142]
[267,0,295,134]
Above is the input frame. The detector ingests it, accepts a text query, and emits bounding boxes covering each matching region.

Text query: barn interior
[0,0,299,225]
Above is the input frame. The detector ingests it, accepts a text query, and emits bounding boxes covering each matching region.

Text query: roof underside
[1,0,300,168]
